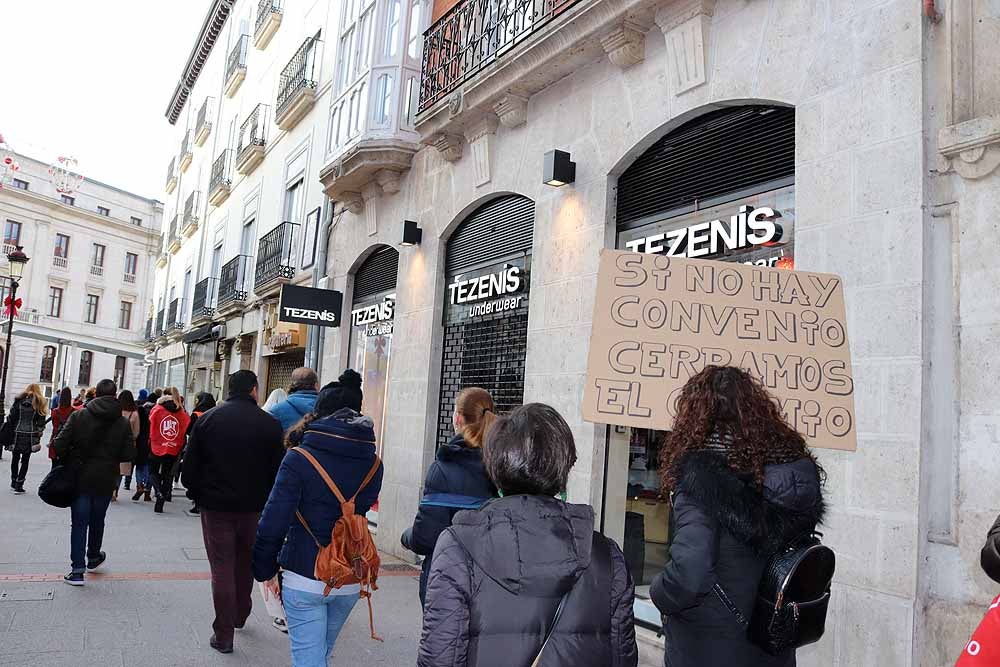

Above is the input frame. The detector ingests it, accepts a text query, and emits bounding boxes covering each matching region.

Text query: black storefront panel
[437,195,534,448]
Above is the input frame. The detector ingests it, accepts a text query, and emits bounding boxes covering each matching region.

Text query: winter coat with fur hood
[650,450,825,667]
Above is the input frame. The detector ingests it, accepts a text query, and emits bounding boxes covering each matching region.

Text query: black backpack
[714,533,836,655]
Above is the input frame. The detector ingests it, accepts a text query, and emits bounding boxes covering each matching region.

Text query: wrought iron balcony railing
[218,255,253,308]
[418,0,581,114]
[209,149,234,201]
[191,277,218,320]
[165,156,177,188]
[237,104,267,158]
[255,221,299,289]
[226,34,249,85]
[277,36,319,116]
[156,309,166,336]
[124,272,137,285]
[195,97,213,145]
[168,298,185,330]
[183,191,201,229]
[256,0,283,35]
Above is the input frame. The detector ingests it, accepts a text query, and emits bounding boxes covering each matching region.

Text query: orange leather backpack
[292,447,383,641]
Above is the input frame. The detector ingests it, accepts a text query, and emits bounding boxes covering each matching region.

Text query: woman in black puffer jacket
[401,387,497,606]
[418,403,637,667]
[651,366,826,667]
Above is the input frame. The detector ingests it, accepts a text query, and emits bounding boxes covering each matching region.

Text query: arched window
[40,346,56,383]
[78,350,93,387]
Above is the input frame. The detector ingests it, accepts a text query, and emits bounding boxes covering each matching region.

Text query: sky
[0,1,209,200]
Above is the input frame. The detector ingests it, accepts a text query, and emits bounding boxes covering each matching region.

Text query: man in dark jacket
[181,370,284,654]
[53,379,135,586]
[267,367,319,433]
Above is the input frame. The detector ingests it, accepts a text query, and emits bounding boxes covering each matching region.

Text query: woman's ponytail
[455,387,497,448]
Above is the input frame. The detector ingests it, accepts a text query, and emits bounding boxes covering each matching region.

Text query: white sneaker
[272,618,288,633]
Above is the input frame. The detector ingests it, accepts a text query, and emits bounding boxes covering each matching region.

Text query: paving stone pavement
[0,449,424,666]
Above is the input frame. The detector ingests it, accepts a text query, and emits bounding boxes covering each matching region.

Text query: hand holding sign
[582,250,857,451]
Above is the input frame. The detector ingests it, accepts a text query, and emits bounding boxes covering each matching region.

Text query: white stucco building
[152,0,1000,664]
[0,152,161,400]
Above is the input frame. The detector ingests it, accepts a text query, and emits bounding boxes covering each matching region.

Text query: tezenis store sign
[623,205,784,258]
[351,294,395,336]
[278,285,344,327]
[448,265,524,317]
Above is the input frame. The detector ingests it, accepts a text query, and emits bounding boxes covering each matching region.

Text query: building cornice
[0,188,161,241]
[165,0,236,125]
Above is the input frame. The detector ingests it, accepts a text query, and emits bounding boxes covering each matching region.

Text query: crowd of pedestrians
[3,362,831,667]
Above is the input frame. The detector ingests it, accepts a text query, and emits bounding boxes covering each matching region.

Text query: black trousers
[10,450,30,484]
[149,455,177,500]
[201,510,258,645]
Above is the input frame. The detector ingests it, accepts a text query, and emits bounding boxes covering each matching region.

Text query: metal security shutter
[616,105,795,228]
[266,350,306,395]
[446,195,534,273]
[437,305,530,448]
[353,246,399,302]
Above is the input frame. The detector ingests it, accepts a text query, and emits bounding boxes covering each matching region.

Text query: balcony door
[241,218,256,257]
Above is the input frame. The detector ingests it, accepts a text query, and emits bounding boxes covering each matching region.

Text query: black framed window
[78,350,93,386]
[113,356,126,388]
[97,206,110,216]
[4,220,21,245]
[301,206,320,268]
[125,252,138,276]
[119,301,132,329]
[12,179,28,191]
[40,346,56,383]
[85,294,99,324]
[54,234,70,258]
[130,216,142,226]
[48,287,63,318]
[91,243,106,268]
[61,195,75,206]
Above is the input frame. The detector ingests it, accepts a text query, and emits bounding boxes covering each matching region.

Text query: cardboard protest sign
[582,250,857,451]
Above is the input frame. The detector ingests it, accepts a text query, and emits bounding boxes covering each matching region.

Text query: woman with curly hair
[651,365,826,667]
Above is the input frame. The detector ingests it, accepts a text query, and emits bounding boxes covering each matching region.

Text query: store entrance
[623,428,670,621]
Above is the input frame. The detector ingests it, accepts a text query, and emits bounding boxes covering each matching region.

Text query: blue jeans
[134,463,150,487]
[70,493,112,573]
[282,587,358,666]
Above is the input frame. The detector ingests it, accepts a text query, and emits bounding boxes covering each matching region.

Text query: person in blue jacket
[267,367,320,433]
[401,387,497,606]
[252,369,383,667]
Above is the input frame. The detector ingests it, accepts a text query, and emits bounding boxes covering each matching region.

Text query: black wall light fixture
[543,150,576,187]
[401,219,423,246]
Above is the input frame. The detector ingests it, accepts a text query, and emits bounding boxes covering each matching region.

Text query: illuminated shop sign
[351,294,395,336]
[448,265,525,317]
[623,205,784,258]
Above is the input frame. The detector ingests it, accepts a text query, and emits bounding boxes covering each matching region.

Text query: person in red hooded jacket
[148,387,190,514]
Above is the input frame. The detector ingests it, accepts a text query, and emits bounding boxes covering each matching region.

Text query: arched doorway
[611,103,796,629]
[616,104,795,268]
[437,194,534,447]
[349,244,399,455]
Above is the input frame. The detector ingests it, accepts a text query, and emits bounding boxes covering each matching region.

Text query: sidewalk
[0,454,423,666]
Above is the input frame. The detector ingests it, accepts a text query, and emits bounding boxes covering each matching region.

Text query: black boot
[154,498,165,514]
[132,485,144,502]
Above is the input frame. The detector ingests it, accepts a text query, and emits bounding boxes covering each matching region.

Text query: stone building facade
[0,152,160,400]
[154,0,1000,663]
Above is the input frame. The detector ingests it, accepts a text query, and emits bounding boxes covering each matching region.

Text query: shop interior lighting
[543,150,576,187]
[401,219,423,246]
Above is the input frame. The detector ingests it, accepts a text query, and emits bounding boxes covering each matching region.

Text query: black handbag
[38,462,80,508]
[715,533,836,655]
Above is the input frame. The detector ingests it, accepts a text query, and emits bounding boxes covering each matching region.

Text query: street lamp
[0,246,29,416]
